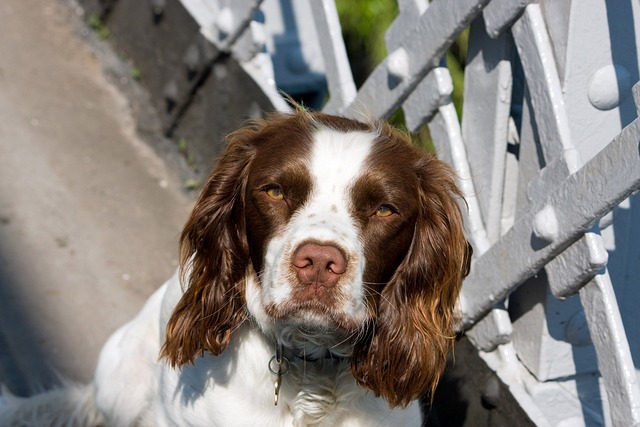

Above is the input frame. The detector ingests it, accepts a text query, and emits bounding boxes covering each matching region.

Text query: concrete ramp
[0,0,190,395]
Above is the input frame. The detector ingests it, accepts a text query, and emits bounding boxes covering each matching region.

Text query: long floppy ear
[353,153,472,407]
[161,126,259,366]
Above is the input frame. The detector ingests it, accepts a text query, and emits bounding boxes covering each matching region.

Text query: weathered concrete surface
[0,0,191,395]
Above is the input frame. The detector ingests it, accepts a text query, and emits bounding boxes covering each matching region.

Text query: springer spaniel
[0,110,471,426]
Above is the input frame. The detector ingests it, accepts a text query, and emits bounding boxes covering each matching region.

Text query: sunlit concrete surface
[0,0,190,395]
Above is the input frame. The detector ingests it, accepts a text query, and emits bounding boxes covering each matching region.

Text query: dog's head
[161,110,471,406]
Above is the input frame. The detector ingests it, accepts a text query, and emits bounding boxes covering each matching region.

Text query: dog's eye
[375,204,395,217]
[265,185,284,201]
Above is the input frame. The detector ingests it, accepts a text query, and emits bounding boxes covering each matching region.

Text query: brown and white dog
[0,110,471,426]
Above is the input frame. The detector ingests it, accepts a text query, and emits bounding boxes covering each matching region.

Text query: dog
[0,110,471,426]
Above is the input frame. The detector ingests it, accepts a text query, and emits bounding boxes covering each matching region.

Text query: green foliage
[446,28,469,118]
[178,138,196,169]
[182,179,200,190]
[335,0,398,86]
[87,14,110,41]
[130,67,142,81]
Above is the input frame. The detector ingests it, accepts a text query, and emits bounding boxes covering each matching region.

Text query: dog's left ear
[353,153,472,407]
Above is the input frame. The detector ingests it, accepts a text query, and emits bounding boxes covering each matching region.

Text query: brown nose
[292,243,347,287]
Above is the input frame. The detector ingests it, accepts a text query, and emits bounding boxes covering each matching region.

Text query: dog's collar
[268,342,348,405]
[290,349,343,363]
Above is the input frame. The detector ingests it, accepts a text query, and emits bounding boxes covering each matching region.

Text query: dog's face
[162,111,471,407]
[244,123,420,334]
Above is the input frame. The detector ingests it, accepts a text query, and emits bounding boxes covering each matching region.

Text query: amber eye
[265,185,284,201]
[375,204,395,217]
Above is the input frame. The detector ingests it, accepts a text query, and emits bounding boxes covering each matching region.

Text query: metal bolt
[533,205,559,243]
[387,47,410,84]
[250,21,267,53]
[216,7,235,39]
[587,64,631,111]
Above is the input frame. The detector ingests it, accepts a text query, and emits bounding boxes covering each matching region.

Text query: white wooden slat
[482,0,532,38]
[461,17,513,243]
[428,103,490,254]
[466,307,512,352]
[428,103,510,352]
[560,0,638,166]
[499,117,519,234]
[342,0,491,120]
[385,0,428,53]
[511,5,580,174]
[545,232,608,299]
[580,272,640,426]
[310,0,357,114]
[460,117,640,328]
[403,67,453,133]
[180,0,263,51]
[634,81,640,116]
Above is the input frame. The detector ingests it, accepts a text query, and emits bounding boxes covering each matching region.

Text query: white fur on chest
[155,322,420,427]
[151,275,421,427]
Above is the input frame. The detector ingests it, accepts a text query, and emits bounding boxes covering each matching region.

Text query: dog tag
[269,346,290,406]
[274,372,282,405]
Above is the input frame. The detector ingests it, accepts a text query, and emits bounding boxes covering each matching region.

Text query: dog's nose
[292,243,347,287]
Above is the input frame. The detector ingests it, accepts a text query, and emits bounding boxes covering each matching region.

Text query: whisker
[361,281,389,286]
[363,285,401,316]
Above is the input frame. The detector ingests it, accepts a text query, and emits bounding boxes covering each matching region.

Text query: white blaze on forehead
[308,127,378,209]
[250,126,379,325]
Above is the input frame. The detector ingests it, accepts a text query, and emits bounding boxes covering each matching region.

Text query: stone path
[0,0,191,394]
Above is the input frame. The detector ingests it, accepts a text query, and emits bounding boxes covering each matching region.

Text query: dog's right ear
[161,124,261,366]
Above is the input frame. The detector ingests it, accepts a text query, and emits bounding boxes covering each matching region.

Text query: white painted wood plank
[545,232,608,299]
[385,0,429,53]
[460,118,640,328]
[311,0,357,114]
[180,0,263,50]
[580,273,640,426]
[342,0,491,120]
[428,104,490,254]
[466,307,512,352]
[511,4,580,174]
[403,67,453,133]
[461,17,513,243]
[483,0,531,38]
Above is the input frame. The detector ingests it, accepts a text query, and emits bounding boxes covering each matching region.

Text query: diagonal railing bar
[403,67,453,133]
[180,0,263,51]
[483,0,532,38]
[385,0,429,54]
[460,117,640,328]
[342,0,490,120]
[511,5,578,173]
[580,272,640,426]
[545,232,608,300]
[166,0,265,135]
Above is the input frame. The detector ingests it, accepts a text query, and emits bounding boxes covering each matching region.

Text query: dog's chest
[280,358,360,426]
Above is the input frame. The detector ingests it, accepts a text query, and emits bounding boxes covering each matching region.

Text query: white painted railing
[180,0,640,425]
